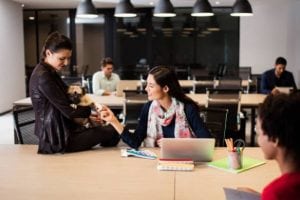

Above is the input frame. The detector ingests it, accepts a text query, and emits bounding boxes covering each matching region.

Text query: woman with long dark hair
[100,66,211,149]
[29,32,119,154]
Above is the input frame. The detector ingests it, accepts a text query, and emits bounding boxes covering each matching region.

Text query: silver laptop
[275,87,293,94]
[160,138,215,162]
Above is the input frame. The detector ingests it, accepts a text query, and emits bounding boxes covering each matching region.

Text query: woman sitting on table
[100,66,211,149]
[239,92,300,199]
[29,32,120,154]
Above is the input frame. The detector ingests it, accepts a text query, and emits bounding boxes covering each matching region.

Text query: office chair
[86,76,93,93]
[239,67,252,93]
[123,90,148,130]
[217,77,242,90]
[13,106,38,144]
[193,75,215,93]
[239,67,252,80]
[200,107,228,147]
[206,88,246,142]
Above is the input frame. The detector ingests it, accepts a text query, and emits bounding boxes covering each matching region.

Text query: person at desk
[29,32,120,154]
[239,93,300,199]
[100,66,211,149]
[92,57,120,96]
[261,57,297,94]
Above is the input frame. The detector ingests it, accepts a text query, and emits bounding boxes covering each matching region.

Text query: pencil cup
[227,151,242,170]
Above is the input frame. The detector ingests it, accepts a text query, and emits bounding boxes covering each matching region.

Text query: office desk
[14,94,265,110]
[13,94,266,146]
[176,148,278,200]
[0,145,174,200]
[0,146,279,200]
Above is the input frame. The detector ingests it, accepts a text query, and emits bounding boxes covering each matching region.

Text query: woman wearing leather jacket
[29,32,120,154]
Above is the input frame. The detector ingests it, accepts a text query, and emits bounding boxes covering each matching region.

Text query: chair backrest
[217,77,242,90]
[86,76,93,93]
[239,67,251,80]
[206,88,241,132]
[123,90,148,129]
[216,64,227,78]
[193,75,215,93]
[13,106,38,144]
[174,66,189,80]
[200,107,228,147]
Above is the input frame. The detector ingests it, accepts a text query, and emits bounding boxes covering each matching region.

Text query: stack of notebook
[157,158,194,171]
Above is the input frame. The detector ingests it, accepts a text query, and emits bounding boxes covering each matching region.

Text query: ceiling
[13,0,237,9]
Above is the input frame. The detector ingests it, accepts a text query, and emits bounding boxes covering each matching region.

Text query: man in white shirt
[92,57,120,96]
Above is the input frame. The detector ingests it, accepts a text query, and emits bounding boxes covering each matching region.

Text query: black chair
[13,106,38,144]
[86,76,93,93]
[200,107,228,147]
[206,88,246,142]
[239,67,252,80]
[174,66,189,80]
[123,90,148,130]
[217,77,242,90]
[216,64,227,78]
[193,75,215,93]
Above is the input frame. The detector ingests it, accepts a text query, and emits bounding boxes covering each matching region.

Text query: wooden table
[0,146,279,200]
[13,93,266,146]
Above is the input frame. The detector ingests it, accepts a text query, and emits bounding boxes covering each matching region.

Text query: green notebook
[208,156,266,174]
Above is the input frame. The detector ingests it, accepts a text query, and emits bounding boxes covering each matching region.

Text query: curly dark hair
[258,93,300,163]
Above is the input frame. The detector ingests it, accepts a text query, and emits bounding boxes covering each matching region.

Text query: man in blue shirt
[261,57,297,94]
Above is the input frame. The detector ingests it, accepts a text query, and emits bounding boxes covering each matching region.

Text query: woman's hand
[99,105,124,134]
[156,139,162,147]
[100,105,118,124]
[89,112,103,125]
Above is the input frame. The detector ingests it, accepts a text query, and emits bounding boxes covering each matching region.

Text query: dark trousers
[66,125,120,152]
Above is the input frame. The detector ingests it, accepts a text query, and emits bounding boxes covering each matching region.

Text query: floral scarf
[144,98,195,147]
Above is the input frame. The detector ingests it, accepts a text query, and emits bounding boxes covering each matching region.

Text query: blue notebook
[121,148,157,160]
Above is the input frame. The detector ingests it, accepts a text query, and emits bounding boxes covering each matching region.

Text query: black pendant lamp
[114,0,137,18]
[231,0,253,17]
[154,0,176,18]
[191,0,214,17]
[76,0,98,18]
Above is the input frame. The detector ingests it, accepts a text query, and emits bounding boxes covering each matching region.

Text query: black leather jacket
[29,62,91,154]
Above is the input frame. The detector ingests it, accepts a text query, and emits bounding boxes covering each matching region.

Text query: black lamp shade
[76,0,98,18]
[231,0,253,17]
[191,0,214,17]
[114,0,137,18]
[154,0,176,17]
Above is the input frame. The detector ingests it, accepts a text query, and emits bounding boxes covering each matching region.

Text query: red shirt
[262,171,300,200]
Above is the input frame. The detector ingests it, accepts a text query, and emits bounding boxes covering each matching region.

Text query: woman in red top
[241,93,300,199]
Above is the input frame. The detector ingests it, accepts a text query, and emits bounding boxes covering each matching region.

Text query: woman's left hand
[156,138,162,148]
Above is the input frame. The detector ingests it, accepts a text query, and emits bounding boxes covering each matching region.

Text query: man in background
[261,57,297,94]
[92,57,120,96]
